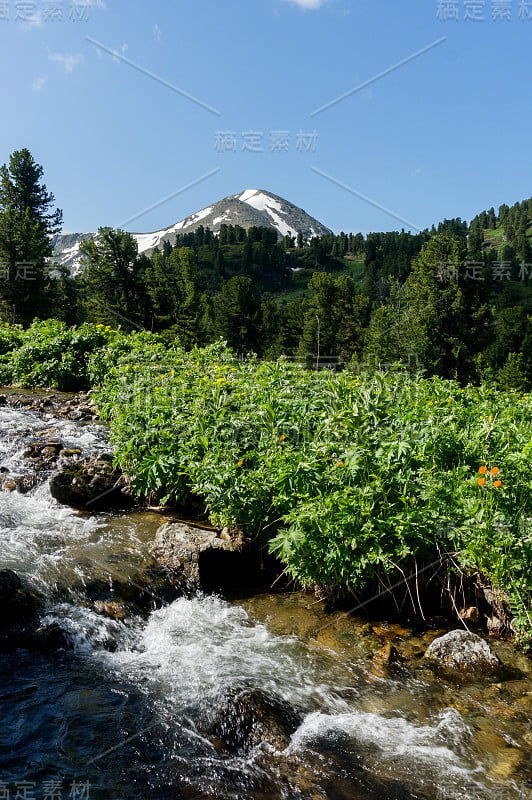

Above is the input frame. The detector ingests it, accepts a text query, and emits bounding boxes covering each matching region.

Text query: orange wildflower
[479,465,487,474]
[493,479,502,488]
[490,466,500,476]
[477,477,486,486]
[237,460,243,467]
[279,434,285,441]
[337,461,344,467]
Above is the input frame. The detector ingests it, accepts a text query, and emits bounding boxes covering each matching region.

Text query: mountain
[51,189,332,272]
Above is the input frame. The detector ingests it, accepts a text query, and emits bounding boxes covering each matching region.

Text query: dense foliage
[93,340,532,645]
[0,319,141,389]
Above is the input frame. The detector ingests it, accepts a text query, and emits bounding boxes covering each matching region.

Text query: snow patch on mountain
[236,190,298,238]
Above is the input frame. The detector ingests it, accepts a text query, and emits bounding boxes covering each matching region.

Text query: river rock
[0,569,43,628]
[22,439,64,471]
[32,621,70,652]
[424,629,502,672]
[151,522,259,592]
[93,599,129,621]
[208,686,302,754]
[1,474,38,494]
[369,642,402,679]
[49,453,132,511]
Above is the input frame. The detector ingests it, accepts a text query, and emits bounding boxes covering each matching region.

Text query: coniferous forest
[1,148,532,389]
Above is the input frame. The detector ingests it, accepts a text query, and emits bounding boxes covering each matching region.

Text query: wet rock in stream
[49,453,133,511]
[0,569,70,653]
[206,686,303,755]
[0,568,43,625]
[424,629,502,673]
[151,521,268,593]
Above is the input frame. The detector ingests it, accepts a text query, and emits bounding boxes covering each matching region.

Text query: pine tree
[213,276,260,354]
[401,233,488,380]
[79,228,143,329]
[0,148,63,323]
[173,246,201,348]
[297,272,338,366]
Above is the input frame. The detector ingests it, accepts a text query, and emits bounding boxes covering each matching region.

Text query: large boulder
[49,453,132,511]
[424,629,502,673]
[151,522,262,592]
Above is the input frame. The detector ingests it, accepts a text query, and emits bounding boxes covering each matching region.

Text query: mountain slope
[52,189,332,272]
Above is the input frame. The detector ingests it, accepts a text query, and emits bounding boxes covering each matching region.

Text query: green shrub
[9,320,116,389]
[94,345,532,645]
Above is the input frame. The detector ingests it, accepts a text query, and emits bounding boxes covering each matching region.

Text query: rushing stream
[0,404,530,800]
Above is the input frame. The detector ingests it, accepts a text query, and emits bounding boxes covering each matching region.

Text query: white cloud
[153,24,162,40]
[48,51,84,74]
[410,166,424,179]
[31,76,47,92]
[282,0,328,8]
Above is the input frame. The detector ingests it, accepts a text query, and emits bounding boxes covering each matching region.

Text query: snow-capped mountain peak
[52,189,332,272]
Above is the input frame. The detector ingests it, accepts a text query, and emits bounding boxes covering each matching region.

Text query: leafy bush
[94,344,532,644]
[87,329,167,386]
[8,320,117,389]
[0,320,529,644]
[0,322,24,355]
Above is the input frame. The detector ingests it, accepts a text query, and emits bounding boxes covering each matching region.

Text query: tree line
[1,148,531,388]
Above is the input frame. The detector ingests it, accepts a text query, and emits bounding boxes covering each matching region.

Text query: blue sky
[0,0,531,235]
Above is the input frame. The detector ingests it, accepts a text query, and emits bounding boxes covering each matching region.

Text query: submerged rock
[22,439,64,473]
[49,453,132,511]
[0,570,60,652]
[369,642,403,680]
[151,521,263,592]
[424,629,502,673]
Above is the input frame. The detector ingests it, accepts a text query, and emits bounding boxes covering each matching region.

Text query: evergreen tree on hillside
[362,279,409,369]
[297,273,368,365]
[213,276,260,354]
[400,233,489,380]
[143,247,179,329]
[80,227,144,328]
[0,148,63,323]
[171,246,202,348]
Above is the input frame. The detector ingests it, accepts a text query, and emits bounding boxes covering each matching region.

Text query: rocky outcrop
[49,453,132,511]
[424,629,502,673]
[207,686,302,754]
[151,522,261,592]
